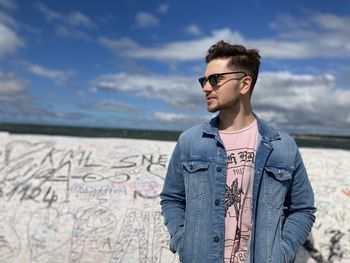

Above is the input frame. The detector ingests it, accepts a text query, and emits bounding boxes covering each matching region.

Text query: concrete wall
[0,132,349,262]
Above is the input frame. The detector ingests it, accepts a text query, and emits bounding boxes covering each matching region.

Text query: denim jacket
[160,115,316,263]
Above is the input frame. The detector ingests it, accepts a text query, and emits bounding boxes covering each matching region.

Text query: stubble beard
[207,97,241,114]
[207,100,221,113]
[207,105,219,113]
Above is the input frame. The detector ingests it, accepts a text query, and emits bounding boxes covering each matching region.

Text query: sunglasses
[198,71,247,88]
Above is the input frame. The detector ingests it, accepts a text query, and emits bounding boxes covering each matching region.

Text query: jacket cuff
[282,240,295,263]
[170,227,184,254]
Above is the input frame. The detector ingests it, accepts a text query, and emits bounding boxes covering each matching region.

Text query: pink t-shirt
[219,120,258,263]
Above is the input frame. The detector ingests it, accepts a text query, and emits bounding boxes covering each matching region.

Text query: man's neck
[218,107,255,132]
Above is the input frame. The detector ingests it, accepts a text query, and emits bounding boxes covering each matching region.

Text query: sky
[0,0,350,136]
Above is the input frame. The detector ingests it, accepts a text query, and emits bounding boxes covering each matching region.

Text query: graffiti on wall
[0,134,178,263]
[0,132,349,262]
[296,149,350,263]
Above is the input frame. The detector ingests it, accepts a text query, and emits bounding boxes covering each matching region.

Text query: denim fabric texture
[160,115,316,263]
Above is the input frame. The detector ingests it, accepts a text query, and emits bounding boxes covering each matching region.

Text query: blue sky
[0,0,349,135]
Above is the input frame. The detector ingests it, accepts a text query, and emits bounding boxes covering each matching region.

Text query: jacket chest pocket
[263,167,292,209]
[183,160,209,199]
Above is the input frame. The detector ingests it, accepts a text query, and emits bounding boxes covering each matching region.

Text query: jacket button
[213,235,219,242]
[215,199,220,206]
[216,167,222,172]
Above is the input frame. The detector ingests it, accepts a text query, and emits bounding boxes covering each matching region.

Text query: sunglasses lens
[209,75,218,86]
[198,77,206,87]
[199,74,220,88]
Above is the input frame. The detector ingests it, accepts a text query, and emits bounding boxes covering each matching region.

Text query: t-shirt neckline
[219,119,257,135]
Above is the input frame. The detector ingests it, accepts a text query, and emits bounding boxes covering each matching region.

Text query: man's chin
[207,108,218,113]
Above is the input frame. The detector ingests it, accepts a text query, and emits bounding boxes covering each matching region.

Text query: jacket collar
[201,113,280,142]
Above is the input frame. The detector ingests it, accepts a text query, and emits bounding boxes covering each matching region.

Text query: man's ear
[240,76,252,95]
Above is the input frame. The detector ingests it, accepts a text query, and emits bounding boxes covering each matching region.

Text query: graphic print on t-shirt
[219,120,258,263]
[224,147,255,263]
[225,178,243,218]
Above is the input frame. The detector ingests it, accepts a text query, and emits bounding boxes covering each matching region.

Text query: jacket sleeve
[160,140,186,254]
[282,149,316,262]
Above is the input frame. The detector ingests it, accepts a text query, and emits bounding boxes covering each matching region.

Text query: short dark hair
[205,40,261,93]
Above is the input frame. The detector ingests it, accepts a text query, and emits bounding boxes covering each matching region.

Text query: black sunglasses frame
[198,71,247,88]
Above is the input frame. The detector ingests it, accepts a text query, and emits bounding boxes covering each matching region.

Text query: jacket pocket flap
[264,167,292,181]
[183,160,209,173]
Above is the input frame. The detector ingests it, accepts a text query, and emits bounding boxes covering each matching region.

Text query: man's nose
[202,81,213,93]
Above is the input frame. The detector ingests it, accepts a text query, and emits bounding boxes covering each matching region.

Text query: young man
[160,41,316,263]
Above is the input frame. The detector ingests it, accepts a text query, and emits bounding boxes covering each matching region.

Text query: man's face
[202,58,244,113]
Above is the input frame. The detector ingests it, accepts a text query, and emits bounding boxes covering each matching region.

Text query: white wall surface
[0,132,349,263]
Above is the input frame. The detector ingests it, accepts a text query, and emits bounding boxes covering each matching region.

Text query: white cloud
[312,13,350,33]
[84,100,142,112]
[271,13,350,36]
[154,112,189,122]
[92,71,350,135]
[100,28,243,62]
[55,25,90,40]
[157,4,169,14]
[98,37,140,51]
[35,2,62,22]
[67,11,96,29]
[92,73,204,111]
[0,0,16,10]
[52,111,89,121]
[128,28,241,61]
[0,71,65,123]
[0,11,17,27]
[185,24,202,36]
[153,112,209,131]
[0,71,88,124]
[252,71,350,135]
[0,23,23,57]
[267,13,350,57]
[100,13,350,62]
[0,71,28,101]
[135,12,159,28]
[35,2,97,38]
[27,64,74,85]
